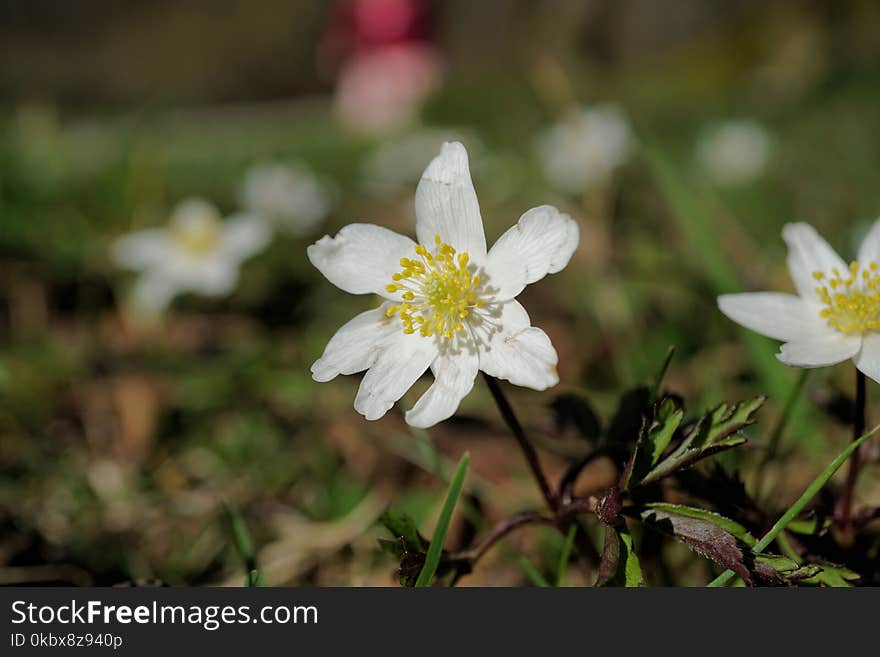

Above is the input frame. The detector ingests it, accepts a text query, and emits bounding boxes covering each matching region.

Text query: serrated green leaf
[650,400,683,464]
[624,400,683,489]
[636,397,764,486]
[640,506,761,585]
[706,396,765,444]
[415,452,470,587]
[801,562,860,587]
[642,503,757,547]
[756,554,822,583]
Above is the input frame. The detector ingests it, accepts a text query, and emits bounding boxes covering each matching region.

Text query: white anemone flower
[537,105,631,194]
[308,142,580,428]
[112,198,269,314]
[242,163,331,236]
[719,220,880,382]
[697,119,771,186]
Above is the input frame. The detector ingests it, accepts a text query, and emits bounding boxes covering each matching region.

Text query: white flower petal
[782,223,847,300]
[485,205,579,301]
[130,273,178,314]
[405,346,479,428]
[220,215,271,260]
[112,230,169,271]
[354,333,438,421]
[187,259,239,297]
[717,292,832,343]
[473,300,558,390]
[855,332,880,383]
[307,223,416,299]
[415,142,487,260]
[777,333,861,367]
[857,218,880,268]
[311,304,401,382]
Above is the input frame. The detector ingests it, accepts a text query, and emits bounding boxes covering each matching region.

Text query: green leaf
[641,503,757,547]
[596,523,645,587]
[380,508,426,553]
[625,399,684,489]
[379,509,432,587]
[800,562,860,587]
[706,396,766,445]
[709,423,880,586]
[415,452,470,587]
[639,505,764,585]
[638,397,764,486]
[755,554,821,583]
[785,514,831,537]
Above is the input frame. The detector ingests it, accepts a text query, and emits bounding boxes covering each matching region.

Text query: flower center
[169,201,222,257]
[385,235,484,339]
[813,260,880,334]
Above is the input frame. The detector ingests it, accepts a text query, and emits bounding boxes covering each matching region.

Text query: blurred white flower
[308,142,579,428]
[697,119,771,186]
[242,163,331,236]
[335,44,441,136]
[719,220,880,381]
[537,105,632,194]
[112,198,269,314]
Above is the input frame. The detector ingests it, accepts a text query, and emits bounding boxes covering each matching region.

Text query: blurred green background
[2,0,880,586]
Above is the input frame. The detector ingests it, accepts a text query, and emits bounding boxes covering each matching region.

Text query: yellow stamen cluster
[385,235,484,339]
[169,205,222,257]
[813,260,880,334]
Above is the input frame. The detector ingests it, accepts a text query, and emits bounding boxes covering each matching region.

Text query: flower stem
[834,369,867,532]
[483,374,559,512]
[454,510,555,565]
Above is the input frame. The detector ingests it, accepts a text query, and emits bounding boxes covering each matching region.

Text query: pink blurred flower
[334,43,441,136]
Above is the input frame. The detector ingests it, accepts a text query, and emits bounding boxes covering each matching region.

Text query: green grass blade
[651,345,676,402]
[222,500,263,586]
[555,523,578,586]
[415,452,471,587]
[518,556,551,587]
[708,423,880,587]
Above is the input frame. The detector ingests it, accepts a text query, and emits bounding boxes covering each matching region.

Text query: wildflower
[697,119,771,186]
[334,44,441,136]
[719,220,880,381]
[308,142,579,427]
[112,198,269,314]
[242,163,331,236]
[537,105,631,194]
